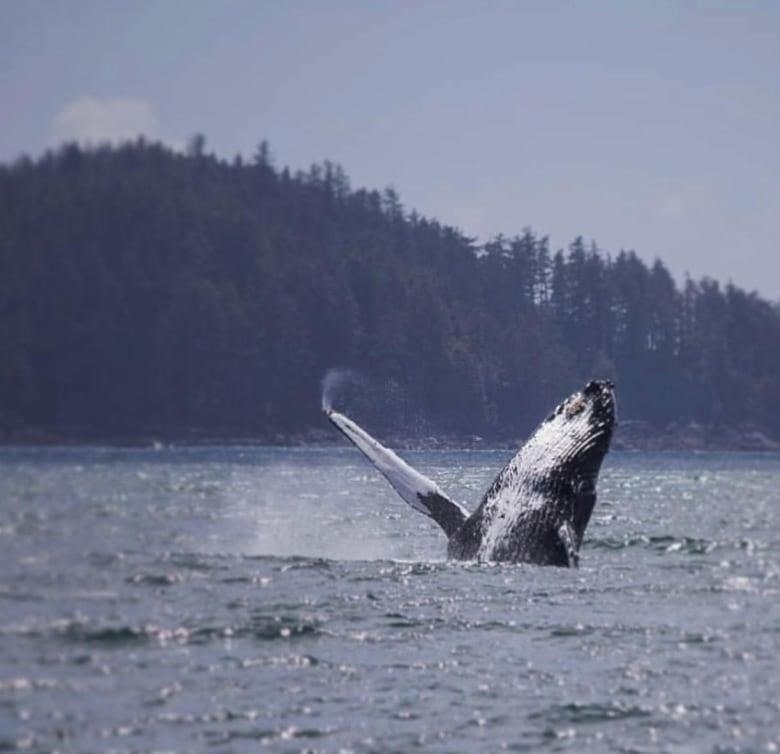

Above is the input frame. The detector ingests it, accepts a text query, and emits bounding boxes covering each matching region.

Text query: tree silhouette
[1,139,779,442]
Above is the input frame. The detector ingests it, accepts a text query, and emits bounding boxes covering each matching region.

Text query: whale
[324,380,616,567]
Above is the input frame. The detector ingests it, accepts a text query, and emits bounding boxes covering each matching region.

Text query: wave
[587,534,716,554]
[532,701,653,725]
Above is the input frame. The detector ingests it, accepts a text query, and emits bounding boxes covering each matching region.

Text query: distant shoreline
[1,420,779,452]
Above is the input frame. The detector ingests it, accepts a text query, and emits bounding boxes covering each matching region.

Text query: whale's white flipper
[325,409,469,536]
[557,521,579,569]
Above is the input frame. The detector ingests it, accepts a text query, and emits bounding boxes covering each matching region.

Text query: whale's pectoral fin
[557,521,579,568]
[325,409,469,537]
[414,490,470,538]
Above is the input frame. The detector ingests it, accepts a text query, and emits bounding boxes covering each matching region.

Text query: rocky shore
[308,420,780,452]
[609,420,780,452]
[2,420,779,452]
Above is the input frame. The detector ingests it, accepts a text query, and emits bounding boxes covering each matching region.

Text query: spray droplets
[321,368,363,413]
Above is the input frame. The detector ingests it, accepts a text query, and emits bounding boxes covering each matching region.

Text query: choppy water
[1,446,779,753]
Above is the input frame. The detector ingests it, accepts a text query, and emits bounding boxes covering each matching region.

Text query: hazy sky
[2,0,779,298]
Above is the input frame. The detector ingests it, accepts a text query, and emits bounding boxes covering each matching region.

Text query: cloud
[51,96,158,146]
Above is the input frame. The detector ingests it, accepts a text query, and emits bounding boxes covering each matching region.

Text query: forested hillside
[2,139,780,442]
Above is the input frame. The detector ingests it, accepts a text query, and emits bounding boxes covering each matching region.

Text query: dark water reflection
[1,447,779,752]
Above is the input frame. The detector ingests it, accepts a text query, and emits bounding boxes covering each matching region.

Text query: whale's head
[522,379,616,480]
[513,379,616,541]
[552,379,615,436]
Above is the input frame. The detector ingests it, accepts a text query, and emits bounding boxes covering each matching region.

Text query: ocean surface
[1,446,779,753]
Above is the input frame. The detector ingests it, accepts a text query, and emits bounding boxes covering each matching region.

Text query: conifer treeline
[1,139,779,440]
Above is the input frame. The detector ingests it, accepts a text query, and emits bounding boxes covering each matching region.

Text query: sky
[2,0,779,299]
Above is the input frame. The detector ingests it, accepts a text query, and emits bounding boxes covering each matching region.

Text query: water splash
[321,368,363,413]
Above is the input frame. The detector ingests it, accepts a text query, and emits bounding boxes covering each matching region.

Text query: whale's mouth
[578,381,615,464]
[581,379,617,428]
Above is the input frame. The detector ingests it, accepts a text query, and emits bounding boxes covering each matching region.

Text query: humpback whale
[325,380,615,567]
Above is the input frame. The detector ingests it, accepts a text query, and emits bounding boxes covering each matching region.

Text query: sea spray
[321,368,430,438]
[321,368,363,413]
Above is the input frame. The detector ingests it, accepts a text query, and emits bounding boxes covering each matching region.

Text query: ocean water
[0,446,779,753]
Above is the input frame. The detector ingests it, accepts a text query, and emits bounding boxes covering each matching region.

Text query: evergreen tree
[1,139,779,442]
